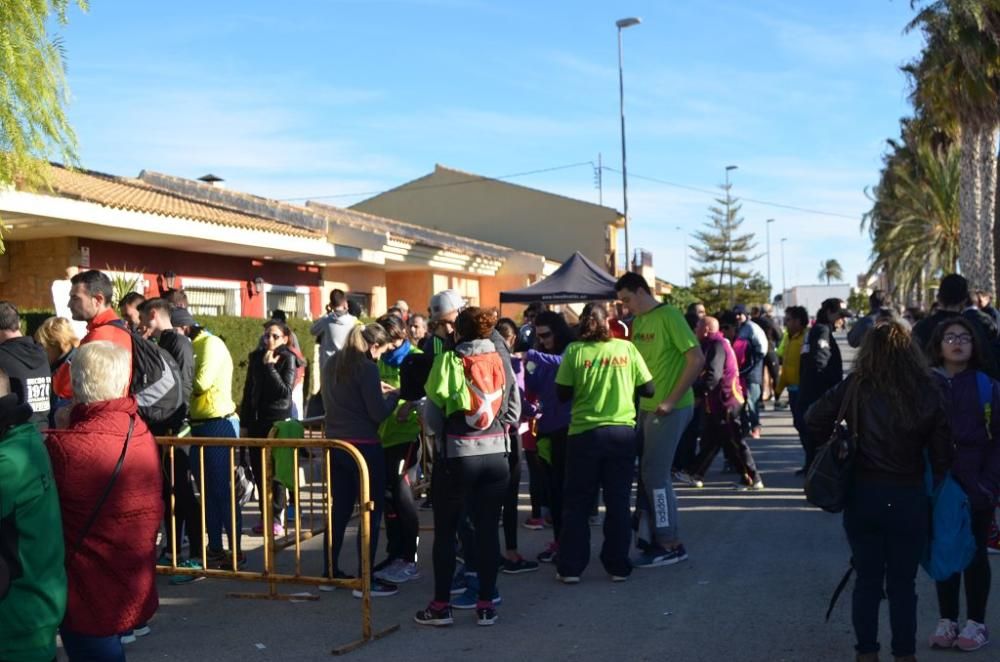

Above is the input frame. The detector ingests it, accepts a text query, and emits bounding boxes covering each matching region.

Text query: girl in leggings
[415,308,516,627]
[927,318,1000,652]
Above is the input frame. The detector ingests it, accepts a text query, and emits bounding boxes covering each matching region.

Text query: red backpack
[461,352,505,430]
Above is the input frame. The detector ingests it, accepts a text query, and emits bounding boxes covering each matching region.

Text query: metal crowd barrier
[154,434,399,655]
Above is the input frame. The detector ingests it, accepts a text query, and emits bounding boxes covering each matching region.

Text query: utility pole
[594,153,603,205]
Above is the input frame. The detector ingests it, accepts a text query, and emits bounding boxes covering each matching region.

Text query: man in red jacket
[68,270,133,355]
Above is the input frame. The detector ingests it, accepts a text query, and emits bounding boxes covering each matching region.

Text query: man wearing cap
[734,304,768,438]
[796,297,848,473]
[139,299,195,420]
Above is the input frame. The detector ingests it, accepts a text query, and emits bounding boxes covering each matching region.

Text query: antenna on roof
[197,173,225,188]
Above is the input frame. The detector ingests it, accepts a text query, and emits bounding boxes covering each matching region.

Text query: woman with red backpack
[927,317,1000,652]
[415,307,516,628]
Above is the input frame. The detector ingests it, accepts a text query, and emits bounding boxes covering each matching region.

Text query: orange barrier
[155,435,399,655]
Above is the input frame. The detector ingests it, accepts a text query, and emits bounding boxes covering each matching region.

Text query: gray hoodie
[310,310,357,370]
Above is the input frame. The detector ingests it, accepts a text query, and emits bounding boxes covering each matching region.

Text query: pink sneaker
[956,620,989,651]
[929,618,958,648]
[523,518,545,530]
[273,522,285,537]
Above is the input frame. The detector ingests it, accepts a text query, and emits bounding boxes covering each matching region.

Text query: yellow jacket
[775,330,805,398]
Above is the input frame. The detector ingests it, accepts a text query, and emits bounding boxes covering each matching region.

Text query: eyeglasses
[943,333,972,345]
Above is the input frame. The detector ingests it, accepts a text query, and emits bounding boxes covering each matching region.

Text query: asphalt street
[98,401,998,662]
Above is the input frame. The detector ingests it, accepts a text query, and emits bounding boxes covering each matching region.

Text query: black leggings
[689,408,758,480]
[160,447,202,555]
[248,422,287,522]
[541,428,568,543]
[383,441,420,562]
[936,507,993,623]
[432,453,509,604]
[524,448,548,519]
[502,435,522,552]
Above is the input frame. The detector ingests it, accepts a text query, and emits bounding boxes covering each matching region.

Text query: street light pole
[780,237,788,297]
[675,225,689,286]
[617,16,641,272]
[766,218,774,297]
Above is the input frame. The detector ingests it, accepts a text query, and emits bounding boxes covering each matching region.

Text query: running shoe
[450,570,471,595]
[120,624,151,644]
[502,557,539,574]
[522,517,545,530]
[452,585,501,609]
[750,427,762,439]
[632,544,687,568]
[673,470,697,486]
[476,607,498,626]
[375,559,420,584]
[555,573,580,584]
[609,574,628,583]
[273,522,285,538]
[735,478,765,492]
[929,618,959,648]
[352,579,398,598]
[318,570,354,592]
[169,559,205,585]
[956,620,989,651]
[207,550,247,570]
[537,542,559,564]
[414,604,454,627]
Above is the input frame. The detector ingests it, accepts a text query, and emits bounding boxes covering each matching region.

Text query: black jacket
[0,336,51,430]
[799,323,842,404]
[240,345,296,427]
[157,330,194,419]
[805,374,953,487]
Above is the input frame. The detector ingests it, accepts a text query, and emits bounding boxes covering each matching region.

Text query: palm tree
[906,0,1000,291]
[818,259,844,284]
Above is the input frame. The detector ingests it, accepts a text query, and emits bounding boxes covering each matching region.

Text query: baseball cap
[170,307,197,328]
[429,289,466,321]
[732,304,748,315]
[821,298,852,319]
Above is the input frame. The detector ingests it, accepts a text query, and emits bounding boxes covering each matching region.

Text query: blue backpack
[920,372,990,581]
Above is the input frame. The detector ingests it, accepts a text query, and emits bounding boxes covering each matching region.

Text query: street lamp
[617,16,641,272]
[780,237,788,297]
[766,218,775,295]
[725,164,738,187]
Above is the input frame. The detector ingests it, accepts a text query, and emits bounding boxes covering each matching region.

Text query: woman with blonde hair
[34,316,79,425]
[807,320,952,662]
[322,323,400,597]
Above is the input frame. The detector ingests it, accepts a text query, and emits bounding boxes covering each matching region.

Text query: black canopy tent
[500,251,618,304]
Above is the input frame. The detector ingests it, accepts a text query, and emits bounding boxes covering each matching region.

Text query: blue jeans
[558,426,638,578]
[745,382,762,430]
[60,629,125,662]
[190,416,242,553]
[843,482,929,657]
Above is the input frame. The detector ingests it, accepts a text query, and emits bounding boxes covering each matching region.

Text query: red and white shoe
[929,618,958,649]
[956,620,989,651]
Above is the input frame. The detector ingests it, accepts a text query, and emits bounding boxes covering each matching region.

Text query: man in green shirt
[615,273,704,568]
[0,368,66,662]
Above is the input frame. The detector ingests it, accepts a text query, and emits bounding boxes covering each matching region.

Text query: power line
[602,167,862,221]
[278,161,597,202]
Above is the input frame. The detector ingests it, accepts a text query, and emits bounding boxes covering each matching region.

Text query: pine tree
[0,0,87,251]
[690,183,763,310]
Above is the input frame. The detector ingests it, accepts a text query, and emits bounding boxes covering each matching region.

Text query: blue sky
[58,0,923,290]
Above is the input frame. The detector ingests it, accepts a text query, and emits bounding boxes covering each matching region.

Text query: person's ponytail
[334,323,389,383]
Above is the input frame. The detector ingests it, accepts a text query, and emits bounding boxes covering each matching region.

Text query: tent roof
[500,251,618,303]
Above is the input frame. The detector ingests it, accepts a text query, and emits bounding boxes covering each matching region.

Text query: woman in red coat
[46,340,163,661]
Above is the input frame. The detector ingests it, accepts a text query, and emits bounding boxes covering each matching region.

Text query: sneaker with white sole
[633,544,688,568]
[351,579,398,598]
[414,604,454,627]
[476,607,498,626]
[673,470,697,486]
[375,559,420,584]
[929,618,959,649]
[555,573,580,584]
[956,620,989,651]
[537,542,558,564]
[451,586,501,609]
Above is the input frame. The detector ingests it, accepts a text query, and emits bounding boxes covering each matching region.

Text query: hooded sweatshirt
[311,310,358,370]
[0,336,52,431]
[696,331,744,415]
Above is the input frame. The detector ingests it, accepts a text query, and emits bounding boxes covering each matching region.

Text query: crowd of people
[5,266,1000,659]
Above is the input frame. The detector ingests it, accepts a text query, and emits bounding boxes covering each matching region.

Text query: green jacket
[378,346,423,447]
[0,423,66,662]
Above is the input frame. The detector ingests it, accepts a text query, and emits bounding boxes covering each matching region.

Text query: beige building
[352,164,624,273]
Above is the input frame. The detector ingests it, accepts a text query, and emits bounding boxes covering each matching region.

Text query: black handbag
[804,379,859,513]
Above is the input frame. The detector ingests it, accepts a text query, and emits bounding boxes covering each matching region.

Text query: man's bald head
[696,315,720,339]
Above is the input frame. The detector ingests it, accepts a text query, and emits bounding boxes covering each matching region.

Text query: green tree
[817,259,845,284]
[690,183,762,309]
[905,0,1000,291]
[0,0,86,251]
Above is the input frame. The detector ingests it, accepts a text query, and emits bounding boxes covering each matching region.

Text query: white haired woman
[46,341,163,661]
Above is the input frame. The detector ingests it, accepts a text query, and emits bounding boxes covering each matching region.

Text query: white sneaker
[956,620,989,651]
[929,618,959,648]
[375,559,419,584]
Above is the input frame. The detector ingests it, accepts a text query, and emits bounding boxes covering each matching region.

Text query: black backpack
[109,320,185,429]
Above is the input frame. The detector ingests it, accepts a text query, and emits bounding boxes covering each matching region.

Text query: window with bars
[186,287,239,317]
[267,290,300,318]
